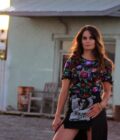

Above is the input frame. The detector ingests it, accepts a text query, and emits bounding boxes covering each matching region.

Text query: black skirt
[54,110,107,140]
[73,109,108,140]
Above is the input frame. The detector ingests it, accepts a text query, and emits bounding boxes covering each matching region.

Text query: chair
[27,90,43,113]
[27,82,58,114]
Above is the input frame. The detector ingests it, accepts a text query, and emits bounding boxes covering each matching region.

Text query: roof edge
[0,4,120,17]
[0,10,119,17]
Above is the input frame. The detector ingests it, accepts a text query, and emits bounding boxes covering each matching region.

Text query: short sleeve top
[62,56,113,98]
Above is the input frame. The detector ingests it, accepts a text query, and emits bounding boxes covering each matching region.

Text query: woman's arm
[55,79,70,117]
[52,79,70,131]
[100,82,112,108]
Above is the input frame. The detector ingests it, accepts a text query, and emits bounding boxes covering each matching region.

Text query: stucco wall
[6,17,65,108]
[6,16,120,109]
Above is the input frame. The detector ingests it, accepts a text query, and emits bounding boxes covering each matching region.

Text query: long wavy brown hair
[69,25,114,71]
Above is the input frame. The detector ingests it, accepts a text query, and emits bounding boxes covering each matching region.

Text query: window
[104,39,115,63]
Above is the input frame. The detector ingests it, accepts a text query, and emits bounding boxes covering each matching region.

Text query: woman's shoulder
[104,58,114,71]
[66,55,78,63]
[65,55,80,69]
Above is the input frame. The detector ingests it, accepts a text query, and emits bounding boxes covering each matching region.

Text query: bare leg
[87,127,92,140]
[53,124,79,140]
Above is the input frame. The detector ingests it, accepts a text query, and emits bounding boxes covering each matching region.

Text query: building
[0,0,120,119]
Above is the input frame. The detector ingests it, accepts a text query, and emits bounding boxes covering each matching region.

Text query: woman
[52,25,114,140]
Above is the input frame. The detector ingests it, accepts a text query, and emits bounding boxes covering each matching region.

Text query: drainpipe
[58,17,69,35]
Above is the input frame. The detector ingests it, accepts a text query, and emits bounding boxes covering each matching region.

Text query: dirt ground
[0,114,119,140]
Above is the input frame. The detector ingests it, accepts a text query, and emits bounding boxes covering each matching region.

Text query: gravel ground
[0,114,119,140]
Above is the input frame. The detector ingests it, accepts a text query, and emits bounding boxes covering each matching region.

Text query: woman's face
[82,30,95,51]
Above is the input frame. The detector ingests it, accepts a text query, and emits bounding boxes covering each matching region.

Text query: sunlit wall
[0,0,10,29]
[0,0,10,60]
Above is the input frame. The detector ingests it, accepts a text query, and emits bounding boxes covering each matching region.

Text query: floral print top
[62,56,113,122]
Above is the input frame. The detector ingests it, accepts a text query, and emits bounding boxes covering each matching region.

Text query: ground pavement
[0,114,119,140]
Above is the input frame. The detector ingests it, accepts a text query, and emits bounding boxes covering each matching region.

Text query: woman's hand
[87,103,103,119]
[52,116,62,132]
